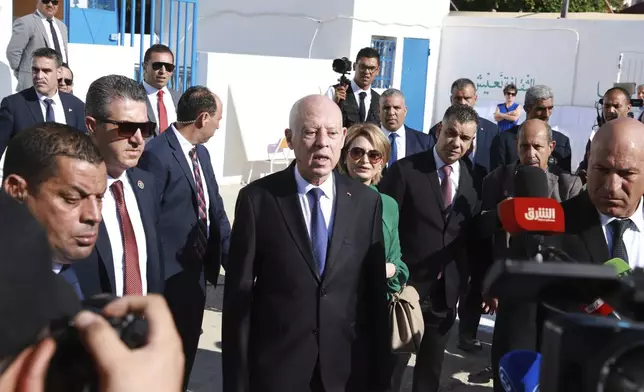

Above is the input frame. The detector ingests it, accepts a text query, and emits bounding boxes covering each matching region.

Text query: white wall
[0,1,17,99]
[437,14,644,170]
[194,0,355,60]
[196,52,338,185]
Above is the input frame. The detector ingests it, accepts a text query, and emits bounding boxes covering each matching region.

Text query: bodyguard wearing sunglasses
[58,62,74,94]
[7,0,69,92]
[141,44,181,138]
[75,75,164,300]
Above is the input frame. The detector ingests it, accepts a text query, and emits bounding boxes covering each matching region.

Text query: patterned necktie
[44,98,55,122]
[388,132,399,167]
[440,165,453,210]
[189,148,208,258]
[358,91,367,123]
[157,90,168,133]
[609,219,631,263]
[47,19,62,58]
[307,188,328,276]
[110,180,142,296]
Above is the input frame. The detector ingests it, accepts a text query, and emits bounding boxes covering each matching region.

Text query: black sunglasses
[505,92,516,96]
[58,78,73,86]
[348,147,383,164]
[42,0,60,5]
[97,118,155,139]
[151,62,175,72]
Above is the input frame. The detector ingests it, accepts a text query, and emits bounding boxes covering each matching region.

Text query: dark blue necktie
[44,98,55,122]
[60,265,84,300]
[388,132,399,167]
[307,188,328,275]
[610,219,631,264]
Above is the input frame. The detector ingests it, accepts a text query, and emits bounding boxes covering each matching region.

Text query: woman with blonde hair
[339,123,409,295]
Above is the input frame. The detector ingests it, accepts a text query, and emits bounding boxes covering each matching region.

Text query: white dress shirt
[433,146,460,202]
[102,172,148,296]
[294,166,335,239]
[599,197,644,269]
[172,125,211,232]
[36,10,67,63]
[52,262,63,274]
[36,90,66,124]
[143,80,177,128]
[381,125,406,162]
[325,79,373,122]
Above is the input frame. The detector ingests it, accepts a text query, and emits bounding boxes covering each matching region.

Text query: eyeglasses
[348,147,383,164]
[42,0,59,5]
[505,92,516,96]
[58,78,73,86]
[151,62,175,72]
[96,118,155,138]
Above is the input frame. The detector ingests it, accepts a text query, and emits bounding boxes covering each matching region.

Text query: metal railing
[118,0,199,93]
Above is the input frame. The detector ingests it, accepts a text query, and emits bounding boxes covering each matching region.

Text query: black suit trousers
[388,280,456,392]
[458,281,483,340]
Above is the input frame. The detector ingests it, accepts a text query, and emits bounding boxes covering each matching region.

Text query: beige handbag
[389,284,424,353]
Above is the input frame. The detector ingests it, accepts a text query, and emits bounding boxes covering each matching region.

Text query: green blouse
[369,185,410,296]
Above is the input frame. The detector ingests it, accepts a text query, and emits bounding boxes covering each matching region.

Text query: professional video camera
[46,294,148,392]
[485,258,644,392]
[332,57,352,87]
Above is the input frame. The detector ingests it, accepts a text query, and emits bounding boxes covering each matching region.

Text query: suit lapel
[547,171,560,202]
[577,193,610,264]
[324,173,355,279]
[197,145,217,207]
[405,127,417,156]
[26,88,44,123]
[95,221,116,292]
[275,166,320,281]
[426,153,446,221]
[446,160,471,224]
[60,94,73,126]
[167,129,197,194]
[33,14,49,46]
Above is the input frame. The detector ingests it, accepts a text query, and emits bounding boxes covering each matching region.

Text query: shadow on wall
[222,88,245,180]
[0,62,15,100]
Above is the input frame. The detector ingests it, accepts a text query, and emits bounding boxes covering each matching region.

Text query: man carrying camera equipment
[577,87,633,184]
[2,123,107,299]
[326,47,382,128]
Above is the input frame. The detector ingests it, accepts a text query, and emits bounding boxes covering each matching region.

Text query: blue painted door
[68,0,119,45]
[400,38,430,131]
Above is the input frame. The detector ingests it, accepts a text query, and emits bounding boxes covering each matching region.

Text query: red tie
[110,180,143,296]
[157,90,168,133]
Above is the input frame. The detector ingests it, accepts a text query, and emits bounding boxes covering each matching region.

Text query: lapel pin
[68,108,72,112]
[346,192,351,197]
[137,180,144,189]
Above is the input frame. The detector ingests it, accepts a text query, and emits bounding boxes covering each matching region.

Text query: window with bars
[371,37,396,89]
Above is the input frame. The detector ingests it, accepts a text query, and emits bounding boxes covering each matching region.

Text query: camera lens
[598,342,644,391]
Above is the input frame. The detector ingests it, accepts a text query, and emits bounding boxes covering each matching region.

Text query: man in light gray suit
[6,0,69,92]
[140,44,181,139]
[482,118,583,207]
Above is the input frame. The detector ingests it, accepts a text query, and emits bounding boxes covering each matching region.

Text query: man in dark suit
[379,88,431,167]
[138,86,231,389]
[223,94,389,392]
[141,44,182,138]
[379,104,482,392]
[72,75,164,299]
[489,118,644,391]
[2,123,106,298]
[326,47,382,128]
[428,78,499,178]
[0,48,85,159]
[490,85,572,173]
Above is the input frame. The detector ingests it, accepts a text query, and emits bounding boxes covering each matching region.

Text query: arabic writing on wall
[475,73,537,96]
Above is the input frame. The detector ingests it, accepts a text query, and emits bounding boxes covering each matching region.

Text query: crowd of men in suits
[2,5,644,389]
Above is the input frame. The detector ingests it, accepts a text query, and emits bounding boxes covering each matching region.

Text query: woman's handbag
[389,284,424,353]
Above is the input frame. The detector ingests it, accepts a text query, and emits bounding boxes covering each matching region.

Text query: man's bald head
[285,95,346,185]
[517,119,555,170]
[588,118,644,218]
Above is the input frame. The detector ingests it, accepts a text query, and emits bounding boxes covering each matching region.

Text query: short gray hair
[441,104,480,128]
[380,88,405,103]
[85,75,147,119]
[525,85,554,109]
[517,120,553,142]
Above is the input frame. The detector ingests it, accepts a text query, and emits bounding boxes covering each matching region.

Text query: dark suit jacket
[429,117,499,174]
[0,87,85,153]
[222,167,389,392]
[72,168,164,298]
[378,151,481,310]
[138,127,231,286]
[141,84,181,137]
[338,85,380,128]
[489,124,572,173]
[403,125,432,157]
